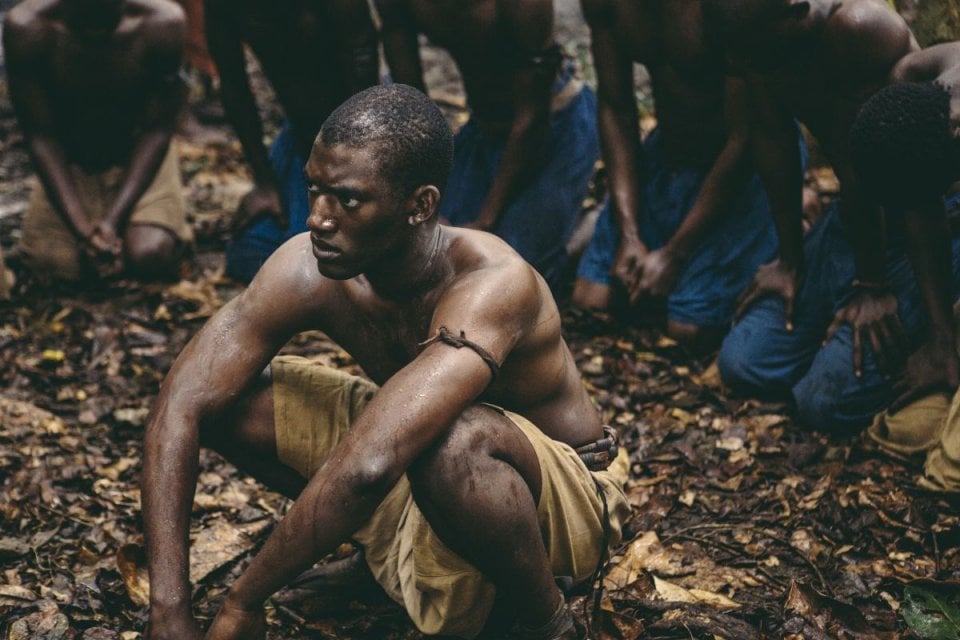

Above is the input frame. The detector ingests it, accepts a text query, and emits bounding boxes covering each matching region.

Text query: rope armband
[418,326,500,382]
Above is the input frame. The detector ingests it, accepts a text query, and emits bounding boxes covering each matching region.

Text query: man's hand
[633,246,683,300]
[204,596,267,640]
[824,288,907,378]
[934,65,960,138]
[146,614,204,640]
[611,235,647,302]
[734,259,800,330]
[232,185,285,235]
[890,340,960,414]
[83,220,124,278]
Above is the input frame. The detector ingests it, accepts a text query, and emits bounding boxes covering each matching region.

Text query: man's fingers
[734,284,759,323]
[853,326,863,378]
[868,325,888,374]
[784,293,795,332]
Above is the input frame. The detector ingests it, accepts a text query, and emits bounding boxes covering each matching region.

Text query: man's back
[4,0,184,170]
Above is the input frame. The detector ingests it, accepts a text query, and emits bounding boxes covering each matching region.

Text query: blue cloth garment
[719,194,960,432]
[576,128,791,327]
[226,123,310,283]
[439,61,600,292]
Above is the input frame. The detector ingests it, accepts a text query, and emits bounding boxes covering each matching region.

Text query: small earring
[408,215,417,225]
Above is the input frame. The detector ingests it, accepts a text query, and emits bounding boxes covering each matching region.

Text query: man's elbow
[344,455,402,500]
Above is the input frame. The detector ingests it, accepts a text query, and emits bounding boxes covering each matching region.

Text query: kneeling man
[142,85,630,640]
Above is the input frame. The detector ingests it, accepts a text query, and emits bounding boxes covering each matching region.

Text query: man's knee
[409,406,492,485]
[125,225,181,279]
[571,278,612,309]
[717,328,767,392]
[792,372,875,434]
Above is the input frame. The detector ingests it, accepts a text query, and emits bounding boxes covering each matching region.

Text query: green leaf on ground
[902,585,960,640]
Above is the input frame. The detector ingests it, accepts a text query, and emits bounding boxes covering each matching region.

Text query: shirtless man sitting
[206,0,378,282]
[143,85,630,640]
[571,0,792,353]
[375,0,600,292]
[702,0,956,431]
[3,0,192,282]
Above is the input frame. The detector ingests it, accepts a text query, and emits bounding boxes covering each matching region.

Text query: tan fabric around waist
[271,356,632,638]
[19,142,192,279]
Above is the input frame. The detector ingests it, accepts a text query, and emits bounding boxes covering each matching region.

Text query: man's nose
[307,196,338,233]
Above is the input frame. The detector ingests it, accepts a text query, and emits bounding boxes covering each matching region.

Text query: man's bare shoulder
[243,233,344,323]
[441,227,547,318]
[825,0,916,68]
[3,0,57,57]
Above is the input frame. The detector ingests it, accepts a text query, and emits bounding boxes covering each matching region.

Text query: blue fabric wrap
[576,127,799,327]
[439,62,600,292]
[719,198,960,432]
[226,122,310,283]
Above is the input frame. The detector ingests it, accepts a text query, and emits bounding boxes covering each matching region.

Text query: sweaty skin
[728,0,918,375]
[142,140,600,640]
[375,0,555,232]
[3,0,187,278]
[204,0,377,231]
[571,0,753,349]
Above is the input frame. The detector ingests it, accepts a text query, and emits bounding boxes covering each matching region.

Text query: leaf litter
[1,21,959,640]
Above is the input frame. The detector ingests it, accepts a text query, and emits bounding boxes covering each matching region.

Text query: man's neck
[365,225,450,302]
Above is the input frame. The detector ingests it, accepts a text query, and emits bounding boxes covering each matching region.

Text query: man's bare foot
[204,599,267,640]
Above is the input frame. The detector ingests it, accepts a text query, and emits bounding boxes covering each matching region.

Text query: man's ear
[785,1,810,21]
[405,185,441,225]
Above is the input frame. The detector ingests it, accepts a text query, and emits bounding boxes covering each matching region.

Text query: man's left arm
[103,11,186,235]
[636,76,752,297]
[890,42,960,135]
[822,8,918,376]
[468,0,554,232]
[890,200,960,411]
[204,268,539,637]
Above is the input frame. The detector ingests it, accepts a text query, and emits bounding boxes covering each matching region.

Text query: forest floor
[2,5,960,639]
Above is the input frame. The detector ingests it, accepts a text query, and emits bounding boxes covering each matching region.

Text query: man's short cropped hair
[850,82,960,206]
[319,84,454,197]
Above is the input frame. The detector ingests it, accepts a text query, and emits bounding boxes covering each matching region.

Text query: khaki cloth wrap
[19,142,192,280]
[272,355,632,639]
[866,303,960,492]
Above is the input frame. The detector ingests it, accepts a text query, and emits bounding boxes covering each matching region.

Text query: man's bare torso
[405,0,548,128]
[8,0,180,170]
[606,0,728,165]
[285,226,600,446]
[225,0,372,154]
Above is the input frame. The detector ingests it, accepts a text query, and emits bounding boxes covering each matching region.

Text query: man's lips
[311,236,341,260]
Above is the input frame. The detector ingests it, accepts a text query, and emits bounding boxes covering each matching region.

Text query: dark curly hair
[318,84,454,198]
[850,82,960,206]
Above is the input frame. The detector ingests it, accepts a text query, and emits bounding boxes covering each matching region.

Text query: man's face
[303,141,411,280]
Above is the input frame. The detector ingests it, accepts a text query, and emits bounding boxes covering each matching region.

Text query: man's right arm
[582,0,646,292]
[734,76,805,329]
[143,238,322,639]
[204,0,283,231]
[3,12,92,240]
[375,0,427,91]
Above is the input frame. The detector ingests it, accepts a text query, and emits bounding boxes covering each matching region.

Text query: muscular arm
[3,13,92,239]
[104,13,186,231]
[204,0,277,195]
[583,0,646,285]
[467,0,554,231]
[208,265,542,624]
[890,200,960,408]
[376,0,427,91]
[636,76,753,298]
[330,0,379,94]
[143,239,324,637]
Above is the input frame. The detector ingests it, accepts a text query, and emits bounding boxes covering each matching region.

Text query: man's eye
[341,197,360,209]
[306,184,321,196]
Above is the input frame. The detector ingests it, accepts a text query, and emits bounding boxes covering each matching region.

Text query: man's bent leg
[200,367,307,499]
[125,224,185,281]
[407,405,568,635]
